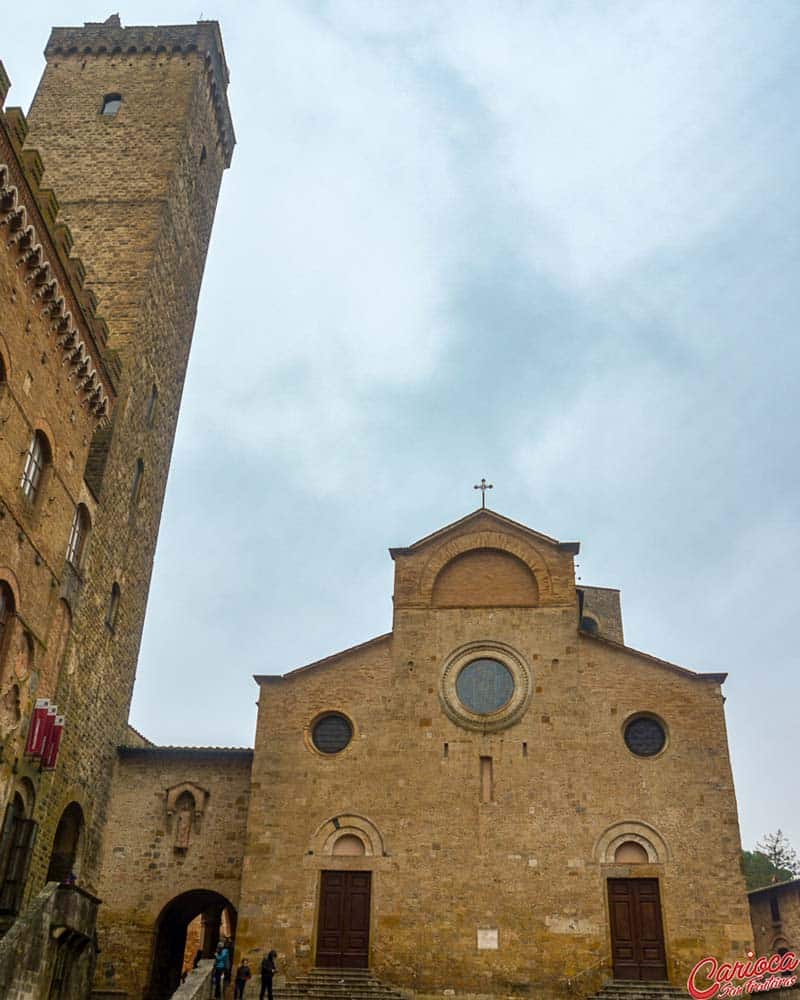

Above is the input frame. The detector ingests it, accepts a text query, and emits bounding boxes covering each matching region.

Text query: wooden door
[316,871,371,968]
[608,878,667,981]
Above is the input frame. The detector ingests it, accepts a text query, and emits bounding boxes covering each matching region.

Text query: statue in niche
[174,792,195,852]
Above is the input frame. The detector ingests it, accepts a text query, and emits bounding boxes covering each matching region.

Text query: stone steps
[590,981,690,1000]
[274,968,407,1000]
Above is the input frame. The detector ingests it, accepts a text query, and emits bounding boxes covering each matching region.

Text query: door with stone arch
[608,878,667,981]
[315,870,371,968]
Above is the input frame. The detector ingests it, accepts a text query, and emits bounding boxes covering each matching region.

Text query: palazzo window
[0,793,37,916]
[20,431,51,504]
[66,505,91,570]
[0,583,14,662]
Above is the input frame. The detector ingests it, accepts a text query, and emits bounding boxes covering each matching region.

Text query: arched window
[0,583,14,660]
[20,430,51,503]
[66,504,91,569]
[101,93,122,116]
[106,583,120,631]
[46,802,85,883]
[131,458,144,509]
[0,792,37,915]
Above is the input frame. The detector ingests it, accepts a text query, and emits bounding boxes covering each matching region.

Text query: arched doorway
[46,803,85,883]
[146,890,237,1000]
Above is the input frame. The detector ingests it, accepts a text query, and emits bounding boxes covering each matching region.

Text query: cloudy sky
[4,1,799,855]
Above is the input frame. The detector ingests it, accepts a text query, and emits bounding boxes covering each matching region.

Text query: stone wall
[0,63,117,905]
[19,19,233,901]
[237,511,753,999]
[749,880,800,956]
[93,747,252,999]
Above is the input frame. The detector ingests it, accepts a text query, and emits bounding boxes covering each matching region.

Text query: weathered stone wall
[93,748,252,999]
[749,881,800,956]
[0,66,117,893]
[19,19,233,901]
[237,512,752,999]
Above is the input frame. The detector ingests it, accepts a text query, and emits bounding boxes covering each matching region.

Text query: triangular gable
[579,629,727,684]
[254,633,392,684]
[389,507,580,558]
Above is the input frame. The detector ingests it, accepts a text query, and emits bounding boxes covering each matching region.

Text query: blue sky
[4,1,799,854]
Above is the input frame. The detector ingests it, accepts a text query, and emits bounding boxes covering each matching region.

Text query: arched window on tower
[20,431,51,504]
[101,93,122,116]
[66,505,91,570]
[106,583,121,632]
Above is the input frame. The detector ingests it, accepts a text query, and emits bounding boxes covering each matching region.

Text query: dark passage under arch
[146,889,237,1000]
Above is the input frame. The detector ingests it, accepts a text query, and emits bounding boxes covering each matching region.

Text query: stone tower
[21,18,234,891]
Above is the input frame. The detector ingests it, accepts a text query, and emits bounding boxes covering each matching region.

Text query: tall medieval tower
[21,17,234,890]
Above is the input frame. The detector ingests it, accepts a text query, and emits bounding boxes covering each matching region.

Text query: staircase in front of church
[274,967,409,1000]
[587,980,692,1000]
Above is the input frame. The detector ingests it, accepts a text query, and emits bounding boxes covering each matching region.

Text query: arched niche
[310,814,386,859]
[432,547,539,608]
[595,820,669,865]
[419,531,554,607]
[46,801,85,882]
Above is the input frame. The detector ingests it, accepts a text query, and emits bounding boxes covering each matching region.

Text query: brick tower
[21,17,234,891]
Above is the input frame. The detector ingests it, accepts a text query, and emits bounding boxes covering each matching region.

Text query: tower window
[101,93,122,116]
[66,505,91,570]
[146,384,158,428]
[106,583,121,632]
[131,459,144,509]
[20,431,51,504]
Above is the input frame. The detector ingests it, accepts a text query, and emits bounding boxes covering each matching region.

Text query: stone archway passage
[316,871,371,968]
[145,889,237,1000]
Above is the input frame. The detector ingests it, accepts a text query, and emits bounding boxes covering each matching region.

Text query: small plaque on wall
[477,928,498,950]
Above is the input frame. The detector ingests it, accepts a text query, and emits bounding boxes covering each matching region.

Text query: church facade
[93,508,754,1000]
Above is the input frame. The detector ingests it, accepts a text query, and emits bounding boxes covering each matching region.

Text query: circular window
[456,658,515,714]
[440,641,532,733]
[311,713,353,755]
[624,716,666,757]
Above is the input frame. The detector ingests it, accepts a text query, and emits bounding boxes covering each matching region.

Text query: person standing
[233,958,252,998]
[259,950,277,1000]
[213,941,231,999]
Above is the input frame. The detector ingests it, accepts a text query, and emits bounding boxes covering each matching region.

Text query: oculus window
[311,713,352,755]
[456,658,515,715]
[624,716,666,757]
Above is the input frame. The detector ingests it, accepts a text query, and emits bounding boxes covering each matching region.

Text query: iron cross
[474,478,493,508]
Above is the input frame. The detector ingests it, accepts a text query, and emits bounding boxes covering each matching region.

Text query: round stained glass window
[311,713,353,755]
[456,658,515,715]
[624,716,666,757]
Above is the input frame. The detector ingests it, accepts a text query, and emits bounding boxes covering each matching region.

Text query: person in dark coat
[259,950,277,1000]
[234,957,252,998]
